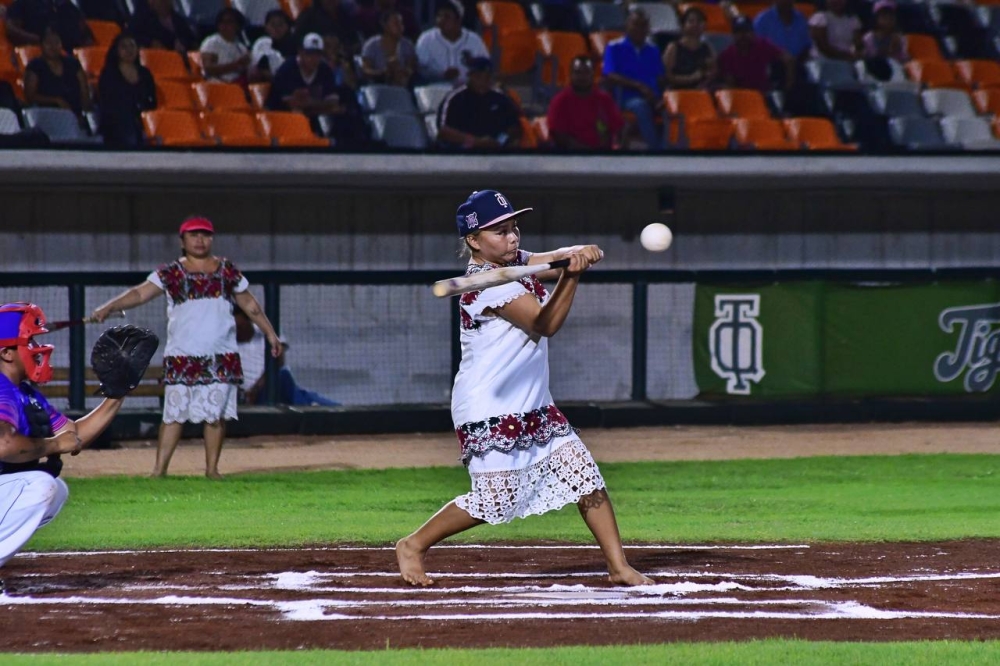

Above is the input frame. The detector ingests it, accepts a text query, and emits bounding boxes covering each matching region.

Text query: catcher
[0,302,158,569]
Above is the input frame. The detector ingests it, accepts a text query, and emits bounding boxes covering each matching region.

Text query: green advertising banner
[693,280,1000,398]
[693,282,823,398]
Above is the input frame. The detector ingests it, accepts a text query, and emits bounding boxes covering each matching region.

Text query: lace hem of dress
[456,404,575,465]
[454,439,605,525]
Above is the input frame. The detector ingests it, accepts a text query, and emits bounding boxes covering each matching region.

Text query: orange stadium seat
[905,34,945,61]
[715,88,771,119]
[518,116,538,148]
[15,45,40,70]
[478,1,532,35]
[794,2,816,19]
[589,30,622,77]
[202,111,271,147]
[187,50,204,79]
[488,29,536,76]
[736,2,770,19]
[905,59,966,89]
[256,111,329,147]
[0,18,8,46]
[732,117,799,150]
[141,48,195,82]
[0,45,22,100]
[953,59,1000,90]
[157,80,196,110]
[679,3,732,33]
[683,117,734,149]
[972,88,1000,115]
[142,109,215,146]
[663,89,719,121]
[86,20,121,47]
[192,81,251,111]
[536,31,589,87]
[783,117,857,150]
[249,82,270,109]
[74,46,107,84]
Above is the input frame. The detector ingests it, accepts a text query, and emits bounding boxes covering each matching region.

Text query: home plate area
[3,541,1000,652]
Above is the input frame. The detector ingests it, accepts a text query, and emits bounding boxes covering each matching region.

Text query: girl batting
[396,190,652,587]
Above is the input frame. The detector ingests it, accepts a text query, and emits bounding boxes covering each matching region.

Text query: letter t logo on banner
[709,294,765,395]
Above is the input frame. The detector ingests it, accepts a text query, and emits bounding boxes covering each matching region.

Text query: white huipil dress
[451,251,606,525]
[147,258,247,424]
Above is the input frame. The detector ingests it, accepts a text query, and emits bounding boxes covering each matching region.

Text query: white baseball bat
[432,259,571,298]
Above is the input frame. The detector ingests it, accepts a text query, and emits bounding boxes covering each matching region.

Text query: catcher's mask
[0,302,54,384]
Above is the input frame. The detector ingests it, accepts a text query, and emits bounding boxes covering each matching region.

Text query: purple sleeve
[0,380,19,430]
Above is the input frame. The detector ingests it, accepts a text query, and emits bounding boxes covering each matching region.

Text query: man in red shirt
[547,56,626,150]
[718,16,795,93]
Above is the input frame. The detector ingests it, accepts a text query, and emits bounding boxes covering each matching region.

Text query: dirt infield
[3,423,999,652]
[3,541,1000,651]
[62,422,1000,477]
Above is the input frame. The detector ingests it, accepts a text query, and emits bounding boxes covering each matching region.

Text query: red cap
[179,216,214,236]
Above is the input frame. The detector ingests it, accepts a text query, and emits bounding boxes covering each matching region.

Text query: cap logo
[465,212,478,229]
[494,192,509,209]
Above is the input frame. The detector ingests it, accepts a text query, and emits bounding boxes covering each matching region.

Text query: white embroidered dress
[147,258,247,424]
[452,251,605,525]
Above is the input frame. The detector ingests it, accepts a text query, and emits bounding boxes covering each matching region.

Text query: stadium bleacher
[0,0,997,151]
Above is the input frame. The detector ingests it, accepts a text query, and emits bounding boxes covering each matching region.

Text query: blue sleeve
[603,43,618,77]
[0,380,20,431]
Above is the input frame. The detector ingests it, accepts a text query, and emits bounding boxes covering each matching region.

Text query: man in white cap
[266,32,344,116]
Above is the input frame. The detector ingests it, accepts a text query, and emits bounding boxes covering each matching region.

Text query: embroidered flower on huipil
[456,405,576,465]
[164,352,243,386]
[156,258,243,306]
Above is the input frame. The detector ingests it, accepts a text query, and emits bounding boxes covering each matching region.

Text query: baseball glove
[90,325,160,399]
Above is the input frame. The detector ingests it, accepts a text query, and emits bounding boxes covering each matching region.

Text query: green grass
[6,641,1000,665]
[29,453,1000,550]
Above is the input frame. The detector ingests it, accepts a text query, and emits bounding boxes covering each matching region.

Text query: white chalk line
[18,544,809,558]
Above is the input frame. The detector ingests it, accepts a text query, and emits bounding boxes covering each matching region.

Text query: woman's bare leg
[396,501,484,586]
[152,422,184,477]
[577,488,653,586]
[203,421,225,480]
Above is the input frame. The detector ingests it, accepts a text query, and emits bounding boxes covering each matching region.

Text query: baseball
[640,223,673,252]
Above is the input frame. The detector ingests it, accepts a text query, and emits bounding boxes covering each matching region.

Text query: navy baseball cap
[455,190,532,237]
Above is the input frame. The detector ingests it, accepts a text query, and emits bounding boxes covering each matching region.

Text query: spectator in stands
[323,33,360,89]
[5,0,93,50]
[357,0,419,41]
[862,1,908,64]
[294,0,361,57]
[361,11,417,87]
[23,25,92,116]
[718,15,795,92]
[547,55,626,150]
[235,308,339,407]
[200,7,252,85]
[753,0,812,62]
[267,33,343,114]
[250,10,298,81]
[663,7,717,90]
[809,0,862,61]
[415,0,489,86]
[437,56,521,150]
[602,7,665,151]
[98,31,157,149]
[132,0,199,54]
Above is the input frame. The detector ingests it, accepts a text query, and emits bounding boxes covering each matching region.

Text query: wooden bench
[44,366,165,400]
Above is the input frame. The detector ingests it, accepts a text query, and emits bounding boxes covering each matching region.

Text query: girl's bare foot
[396,537,434,586]
[206,470,223,480]
[609,565,654,586]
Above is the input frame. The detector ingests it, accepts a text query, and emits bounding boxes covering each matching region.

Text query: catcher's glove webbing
[90,325,160,399]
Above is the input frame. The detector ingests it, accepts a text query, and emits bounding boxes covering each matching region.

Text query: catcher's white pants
[0,471,68,568]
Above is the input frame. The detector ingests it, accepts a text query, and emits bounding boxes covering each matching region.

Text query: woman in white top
[396,190,652,588]
[200,7,252,83]
[809,0,862,61]
[91,217,280,479]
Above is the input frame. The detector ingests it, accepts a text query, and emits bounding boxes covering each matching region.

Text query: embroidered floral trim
[456,404,575,465]
[164,352,243,386]
[459,253,549,330]
[157,258,243,306]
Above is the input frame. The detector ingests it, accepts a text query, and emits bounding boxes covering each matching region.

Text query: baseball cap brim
[477,207,533,230]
